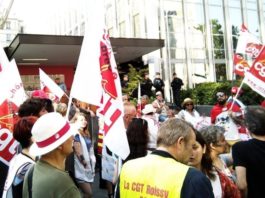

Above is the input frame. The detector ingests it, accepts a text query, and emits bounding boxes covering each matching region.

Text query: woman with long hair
[67,112,96,198]
[189,128,241,198]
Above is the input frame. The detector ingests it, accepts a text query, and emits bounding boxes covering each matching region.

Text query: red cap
[231,86,243,94]
[31,90,49,99]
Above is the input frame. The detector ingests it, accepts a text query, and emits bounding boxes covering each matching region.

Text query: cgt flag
[244,46,265,97]
[70,0,129,160]
[236,24,262,57]
[233,54,250,77]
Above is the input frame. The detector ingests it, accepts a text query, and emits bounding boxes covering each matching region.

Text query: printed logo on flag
[233,54,250,77]
[245,43,263,58]
[99,31,118,99]
[0,99,19,165]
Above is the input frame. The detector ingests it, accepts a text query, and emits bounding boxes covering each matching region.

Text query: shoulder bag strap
[27,165,34,198]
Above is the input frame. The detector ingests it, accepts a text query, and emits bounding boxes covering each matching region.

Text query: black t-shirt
[232,139,265,198]
[153,78,164,91]
[171,77,183,91]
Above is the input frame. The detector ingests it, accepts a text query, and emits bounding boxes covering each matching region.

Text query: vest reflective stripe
[120,154,189,198]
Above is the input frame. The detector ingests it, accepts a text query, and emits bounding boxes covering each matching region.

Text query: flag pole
[228,78,245,111]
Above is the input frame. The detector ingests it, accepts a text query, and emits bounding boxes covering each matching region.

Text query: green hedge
[180,81,263,105]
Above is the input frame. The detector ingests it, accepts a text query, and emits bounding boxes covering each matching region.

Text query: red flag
[0,99,19,165]
[233,54,250,77]
[244,46,265,97]
[70,0,129,160]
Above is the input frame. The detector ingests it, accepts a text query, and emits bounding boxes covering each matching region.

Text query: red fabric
[261,100,265,108]
[217,170,241,198]
[36,122,70,148]
[210,104,226,124]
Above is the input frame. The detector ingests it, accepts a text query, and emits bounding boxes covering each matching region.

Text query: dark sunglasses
[186,103,193,106]
[216,92,225,98]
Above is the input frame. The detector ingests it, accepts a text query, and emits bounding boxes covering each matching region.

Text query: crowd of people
[1,77,265,198]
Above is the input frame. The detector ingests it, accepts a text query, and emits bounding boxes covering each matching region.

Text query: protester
[177,98,200,128]
[210,92,228,124]
[124,118,149,163]
[232,107,265,197]
[18,98,49,118]
[23,112,80,198]
[55,77,67,93]
[166,109,176,118]
[115,118,214,198]
[200,126,235,182]
[142,104,159,151]
[2,116,37,198]
[141,73,153,97]
[227,86,245,112]
[189,131,240,198]
[100,103,137,198]
[31,89,55,112]
[152,91,168,122]
[122,94,129,103]
[121,74,129,89]
[140,95,149,110]
[153,72,164,96]
[171,72,183,108]
[66,112,96,198]
[56,102,68,118]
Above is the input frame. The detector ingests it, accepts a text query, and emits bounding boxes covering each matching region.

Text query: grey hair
[200,125,225,145]
[157,118,194,146]
[142,95,149,100]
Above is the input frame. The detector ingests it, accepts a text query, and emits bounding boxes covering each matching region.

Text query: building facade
[104,0,265,100]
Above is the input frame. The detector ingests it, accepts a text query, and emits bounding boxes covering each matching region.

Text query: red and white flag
[70,0,129,160]
[0,50,26,165]
[233,54,250,77]
[244,46,265,97]
[236,24,262,57]
[39,68,65,101]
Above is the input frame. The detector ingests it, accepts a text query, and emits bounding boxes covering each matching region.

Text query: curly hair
[125,118,149,162]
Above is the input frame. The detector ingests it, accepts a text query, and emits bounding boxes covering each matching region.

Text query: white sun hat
[30,112,75,156]
[142,104,156,115]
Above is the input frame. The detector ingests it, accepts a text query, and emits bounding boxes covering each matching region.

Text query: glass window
[215,63,227,81]
[133,14,141,37]
[5,21,11,30]
[246,1,259,38]
[119,21,126,37]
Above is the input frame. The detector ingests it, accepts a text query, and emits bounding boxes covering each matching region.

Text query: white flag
[0,44,10,104]
[236,25,262,56]
[39,68,65,100]
[70,0,129,159]
[7,59,27,106]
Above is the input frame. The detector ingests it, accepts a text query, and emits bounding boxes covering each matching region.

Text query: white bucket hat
[142,104,156,115]
[30,112,75,156]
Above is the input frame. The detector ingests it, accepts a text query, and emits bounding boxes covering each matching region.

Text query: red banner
[0,99,19,165]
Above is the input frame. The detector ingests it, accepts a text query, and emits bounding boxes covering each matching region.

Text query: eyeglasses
[186,103,193,106]
[216,92,225,98]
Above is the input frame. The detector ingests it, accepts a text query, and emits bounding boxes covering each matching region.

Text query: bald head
[123,103,137,129]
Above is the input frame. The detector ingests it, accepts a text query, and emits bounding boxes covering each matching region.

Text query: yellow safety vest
[119,154,189,198]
